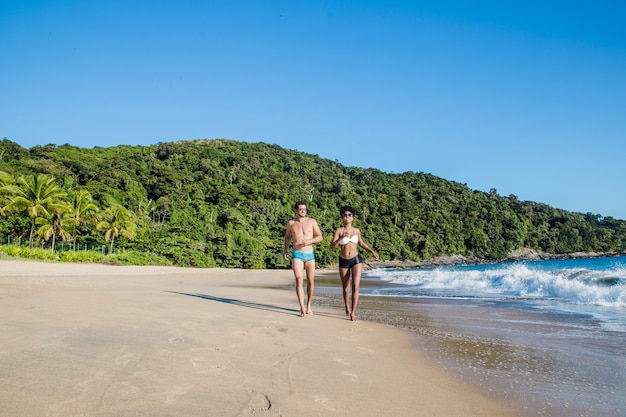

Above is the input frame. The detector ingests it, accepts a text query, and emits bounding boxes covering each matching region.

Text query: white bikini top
[339,235,358,245]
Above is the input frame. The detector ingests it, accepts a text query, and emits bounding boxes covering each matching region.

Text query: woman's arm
[357,230,379,260]
[330,228,342,249]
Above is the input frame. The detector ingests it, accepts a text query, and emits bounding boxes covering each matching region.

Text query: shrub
[0,245,59,261]
[106,251,173,266]
[59,251,105,263]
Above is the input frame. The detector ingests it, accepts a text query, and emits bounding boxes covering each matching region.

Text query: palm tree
[35,201,73,252]
[0,171,14,216]
[67,189,99,249]
[5,174,67,246]
[97,204,137,253]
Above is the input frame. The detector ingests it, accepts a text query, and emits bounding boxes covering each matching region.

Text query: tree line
[1,138,625,268]
[0,171,137,253]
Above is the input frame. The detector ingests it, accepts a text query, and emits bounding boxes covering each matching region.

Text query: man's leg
[304,260,316,315]
[292,259,306,317]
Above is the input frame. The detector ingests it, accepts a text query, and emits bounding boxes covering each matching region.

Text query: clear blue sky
[2,1,625,219]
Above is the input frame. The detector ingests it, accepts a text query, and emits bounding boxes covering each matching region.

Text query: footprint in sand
[314,396,336,411]
[118,380,140,397]
[164,385,190,405]
[341,371,359,382]
[196,363,228,374]
[74,369,112,391]
[334,330,356,341]
[114,352,135,365]
[247,393,272,412]
[333,357,350,366]
[335,335,356,342]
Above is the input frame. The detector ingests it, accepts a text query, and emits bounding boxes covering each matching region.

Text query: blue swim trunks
[292,250,315,263]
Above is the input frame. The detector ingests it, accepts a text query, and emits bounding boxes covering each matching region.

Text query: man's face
[296,205,308,217]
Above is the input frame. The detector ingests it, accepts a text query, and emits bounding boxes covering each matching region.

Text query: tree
[67,189,99,248]
[5,174,67,245]
[97,204,137,253]
[35,201,73,252]
[137,198,156,225]
[0,171,14,215]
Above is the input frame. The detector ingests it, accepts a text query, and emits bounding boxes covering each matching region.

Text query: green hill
[1,138,624,268]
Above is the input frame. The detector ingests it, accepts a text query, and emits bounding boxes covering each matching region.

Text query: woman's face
[341,212,353,223]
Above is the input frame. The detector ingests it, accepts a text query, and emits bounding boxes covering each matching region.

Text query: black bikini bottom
[339,254,363,269]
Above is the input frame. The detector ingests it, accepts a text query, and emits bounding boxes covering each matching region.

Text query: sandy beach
[0,260,519,417]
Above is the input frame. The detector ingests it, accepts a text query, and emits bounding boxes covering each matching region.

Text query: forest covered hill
[1,138,625,268]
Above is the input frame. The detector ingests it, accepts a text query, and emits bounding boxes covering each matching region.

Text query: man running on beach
[283,201,323,317]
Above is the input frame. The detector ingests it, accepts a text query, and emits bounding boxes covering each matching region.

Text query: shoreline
[0,260,520,417]
[359,249,626,270]
[319,262,626,417]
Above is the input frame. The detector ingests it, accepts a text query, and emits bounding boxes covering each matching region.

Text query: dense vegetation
[1,138,625,268]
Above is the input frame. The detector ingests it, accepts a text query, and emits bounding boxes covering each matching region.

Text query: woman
[330,205,379,321]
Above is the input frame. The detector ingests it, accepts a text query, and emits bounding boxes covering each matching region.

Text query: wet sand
[315,272,626,417]
[0,260,519,417]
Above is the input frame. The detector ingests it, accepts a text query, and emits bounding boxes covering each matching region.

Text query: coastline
[361,249,626,270]
[0,260,519,417]
[320,259,626,417]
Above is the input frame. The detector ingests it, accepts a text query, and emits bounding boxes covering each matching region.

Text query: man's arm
[283,221,293,260]
[309,219,323,245]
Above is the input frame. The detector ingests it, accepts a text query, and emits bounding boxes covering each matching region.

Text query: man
[283,201,323,317]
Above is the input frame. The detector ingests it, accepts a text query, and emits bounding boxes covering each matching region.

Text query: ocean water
[370,256,626,332]
[318,256,626,417]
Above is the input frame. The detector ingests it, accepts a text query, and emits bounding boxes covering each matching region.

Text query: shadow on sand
[164,290,341,319]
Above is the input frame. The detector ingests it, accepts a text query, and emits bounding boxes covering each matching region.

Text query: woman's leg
[339,267,351,316]
[350,263,363,321]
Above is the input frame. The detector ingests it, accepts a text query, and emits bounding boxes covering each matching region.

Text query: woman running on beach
[330,205,379,321]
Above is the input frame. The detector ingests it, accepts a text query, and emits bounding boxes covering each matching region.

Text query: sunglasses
[342,213,353,217]
[297,207,308,212]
